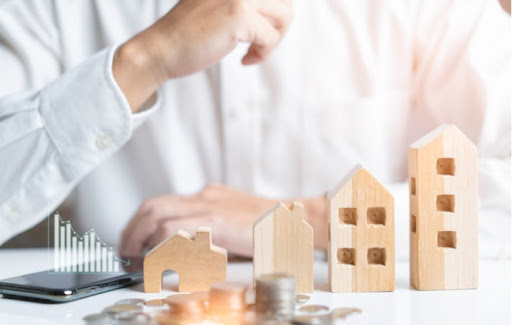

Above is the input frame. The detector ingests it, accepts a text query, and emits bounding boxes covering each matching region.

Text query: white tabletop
[0,248,510,325]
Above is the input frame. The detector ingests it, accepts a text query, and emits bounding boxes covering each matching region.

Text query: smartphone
[0,257,145,303]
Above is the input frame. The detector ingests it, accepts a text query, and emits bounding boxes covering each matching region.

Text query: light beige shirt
[0,0,510,259]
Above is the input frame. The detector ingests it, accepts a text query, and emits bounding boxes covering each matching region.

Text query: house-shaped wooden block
[143,227,227,293]
[253,202,314,293]
[409,125,478,290]
[328,164,395,292]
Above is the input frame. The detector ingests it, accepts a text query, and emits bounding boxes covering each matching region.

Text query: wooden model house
[409,125,478,290]
[328,164,395,292]
[143,227,227,293]
[253,202,314,293]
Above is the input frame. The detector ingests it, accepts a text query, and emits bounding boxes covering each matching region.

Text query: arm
[0,0,292,244]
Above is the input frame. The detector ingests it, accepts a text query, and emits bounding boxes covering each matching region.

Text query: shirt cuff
[39,44,160,178]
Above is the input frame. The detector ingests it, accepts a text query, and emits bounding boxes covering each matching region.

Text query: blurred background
[1,0,510,250]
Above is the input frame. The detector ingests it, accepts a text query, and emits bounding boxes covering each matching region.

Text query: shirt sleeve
[0,1,160,244]
[412,0,511,258]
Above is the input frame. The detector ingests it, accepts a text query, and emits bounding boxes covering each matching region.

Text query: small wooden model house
[328,164,395,292]
[409,125,478,290]
[253,202,314,293]
[143,227,227,293]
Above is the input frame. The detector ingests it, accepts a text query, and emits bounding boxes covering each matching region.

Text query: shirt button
[96,134,112,150]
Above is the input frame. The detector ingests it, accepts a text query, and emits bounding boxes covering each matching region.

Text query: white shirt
[0,0,510,259]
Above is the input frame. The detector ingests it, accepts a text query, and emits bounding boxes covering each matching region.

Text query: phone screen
[0,257,145,303]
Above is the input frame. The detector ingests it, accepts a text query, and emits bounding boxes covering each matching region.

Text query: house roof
[409,124,475,150]
[327,163,363,199]
[253,202,282,227]
[253,201,304,227]
[327,164,392,199]
[145,227,227,256]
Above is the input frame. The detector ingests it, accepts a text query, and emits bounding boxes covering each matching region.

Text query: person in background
[0,0,510,260]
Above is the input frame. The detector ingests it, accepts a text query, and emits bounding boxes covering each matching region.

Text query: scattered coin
[190,290,210,308]
[151,311,175,325]
[330,307,362,320]
[83,312,113,323]
[114,311,151,324]
[295,294,310,306]
[104,304,143,315]
[144,299,167,307]
[298,305,329,314]
[116,298,146,306]
[291,314,332,325]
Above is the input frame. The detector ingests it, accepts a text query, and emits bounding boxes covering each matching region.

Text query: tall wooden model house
[328,164,395,292]
[253,202,314,293]
[409,125,478,290]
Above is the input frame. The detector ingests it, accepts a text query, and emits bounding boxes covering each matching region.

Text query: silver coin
[144,299,168,307]
[330,307,362,320]
[83,313,115,325]
[291,314,332,325]
[83,313,110,322]
[105,304,143,315]
[255,273,296,321]
[116,298,146,305]
[295,294,310,306]
[114,311,151,323]
[298,305,329,314]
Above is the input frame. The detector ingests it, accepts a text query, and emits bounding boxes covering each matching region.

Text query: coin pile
[84,298,154,325]
[209,282,248,313]
[82,278,362,325]
[255,273,296,321]
[208,282,248,324]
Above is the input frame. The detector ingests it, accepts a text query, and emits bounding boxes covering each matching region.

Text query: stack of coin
[166,293,204,322]
[209,282,248,313]
[207,282,248,325]
[255,273,296,321]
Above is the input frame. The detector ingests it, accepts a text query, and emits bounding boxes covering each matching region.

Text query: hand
[119,184,329,258]
[113,0,293,111]
[119,184,277,257]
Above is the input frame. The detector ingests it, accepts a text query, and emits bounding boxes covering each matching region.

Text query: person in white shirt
[0,0,510,260]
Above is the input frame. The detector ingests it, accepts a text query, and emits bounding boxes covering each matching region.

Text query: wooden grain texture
[253,202,314,293]
[409,125,478,290]
[327,164,395,292]
[143,227,227,293]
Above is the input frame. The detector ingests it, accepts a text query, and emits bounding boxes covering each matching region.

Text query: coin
[116,298,146,306]
[190,291,210,308]
[166,293,204,315]
[114,311,151,323]
[298,305,329,314]
[291,314,332,325]
[255,273,296,321]
[330,307,362,320]
[209,282,248,313]
[145,299,168,307]
[83,312,113,323]
[295,294,310,306]
[104,304,143,315]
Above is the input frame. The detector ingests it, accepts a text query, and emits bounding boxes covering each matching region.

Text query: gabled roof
[146,228,226,256]
[327,163,363,199]
[327,164,391,199]
[253,201,304,227]
[409,124,476,150]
